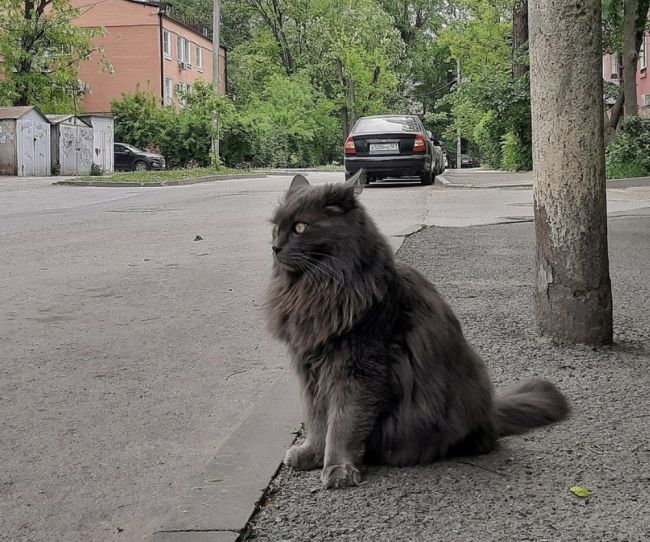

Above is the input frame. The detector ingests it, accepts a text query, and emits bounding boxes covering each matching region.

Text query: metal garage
[0,106,51,177]
[79,114,114,174]
[47,115,94,176]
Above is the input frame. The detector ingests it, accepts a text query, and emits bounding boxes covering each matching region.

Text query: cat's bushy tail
[495,378,570,437]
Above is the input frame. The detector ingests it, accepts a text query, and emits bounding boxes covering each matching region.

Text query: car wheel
[133,160,149,172]
[420,169,434,186]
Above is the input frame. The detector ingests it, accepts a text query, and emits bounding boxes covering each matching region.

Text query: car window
[114,144,126,152]
[353,116,421,134]
[122,144,143,153]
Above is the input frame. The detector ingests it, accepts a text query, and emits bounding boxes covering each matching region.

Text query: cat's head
[270,171,374,278]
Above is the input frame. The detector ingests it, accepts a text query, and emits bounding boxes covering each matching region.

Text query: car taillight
[413,134,426,153]
[344,136,357,154]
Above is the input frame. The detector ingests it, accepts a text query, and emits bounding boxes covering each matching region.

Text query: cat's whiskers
[300,255,343,287]
[296,258,323,295]
[309,251,346,265]
[302,254,344,280]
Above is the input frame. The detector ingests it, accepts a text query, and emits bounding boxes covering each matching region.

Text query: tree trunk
[512,0,529,78]
[623,0,639,116]
[529,0,613,344]
[605,86,625,144]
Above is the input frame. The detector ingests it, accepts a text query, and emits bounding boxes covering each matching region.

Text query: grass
[75,163,346,183]
[312,163,345,172]
[606,160,648,180]
[77,165,259,183]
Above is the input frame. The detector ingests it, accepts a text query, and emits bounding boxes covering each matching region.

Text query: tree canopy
[0,0,103,112]
[4,0,640,168]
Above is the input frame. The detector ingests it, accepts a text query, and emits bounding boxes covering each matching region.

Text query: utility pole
[211,0,221,162]
[456,58,462,169]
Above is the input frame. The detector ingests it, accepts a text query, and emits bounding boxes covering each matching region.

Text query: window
[177,36,185,62]
[163,29,171,59]
[176,36,191,67]
[185,39,192,67]
[176,81,188,107]
[611,53,619,79]
[164,77,173,106]
[196,46,203,71]
[640,35,647,71]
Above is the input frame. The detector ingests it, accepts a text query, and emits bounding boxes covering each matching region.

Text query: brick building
[603,31,650,116]
[70,0,226,113]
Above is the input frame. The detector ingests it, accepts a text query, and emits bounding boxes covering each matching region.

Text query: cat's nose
[272,245,281,254]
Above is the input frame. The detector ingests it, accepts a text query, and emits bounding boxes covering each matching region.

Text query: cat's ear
[288,174,310,194]
[325,170,365,213]
[344,169,365,195]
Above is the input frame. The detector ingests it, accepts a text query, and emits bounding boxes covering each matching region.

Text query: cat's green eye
[293,222,307,234]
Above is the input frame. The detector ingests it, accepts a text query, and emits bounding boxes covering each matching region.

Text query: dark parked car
[114,143,165,172]
[343,115,440,185]
[447,153,477,169]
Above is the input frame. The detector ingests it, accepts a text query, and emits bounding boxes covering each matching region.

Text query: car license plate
[369,143,399,153]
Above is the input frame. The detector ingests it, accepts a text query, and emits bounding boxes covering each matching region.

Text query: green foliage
[436,3,533,170]
[0,0,104,112]
[90,163,103,176]
[606,116,650,178]
[114,0,538,169]
[112,76,337,168]
[501,130,531,172]
[225,73,339,167]
[474,111,502,169]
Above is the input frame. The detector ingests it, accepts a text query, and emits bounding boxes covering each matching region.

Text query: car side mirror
[432,139,441,146]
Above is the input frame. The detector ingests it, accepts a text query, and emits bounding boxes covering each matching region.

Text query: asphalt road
[2,172,649,541]
[0,173,435,542]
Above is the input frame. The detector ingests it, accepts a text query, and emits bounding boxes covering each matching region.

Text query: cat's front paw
[284,444,323,471]
[321,463,361,489]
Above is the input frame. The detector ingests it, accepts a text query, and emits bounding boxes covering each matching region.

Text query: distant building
[70,0,226,113]
[603,31,650,116]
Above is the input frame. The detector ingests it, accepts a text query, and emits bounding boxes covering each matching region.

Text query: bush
[501,130,532,171]
[474,111,503,169]
[111,86,234,169]
[111,76,341,169]
[606,116,650,179]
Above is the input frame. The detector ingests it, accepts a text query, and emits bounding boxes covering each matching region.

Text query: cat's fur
[266,172,570,489]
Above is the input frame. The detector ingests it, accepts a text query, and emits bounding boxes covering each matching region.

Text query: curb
[153,374,301,542]
[152,228,410,542]
[53,173,269,187]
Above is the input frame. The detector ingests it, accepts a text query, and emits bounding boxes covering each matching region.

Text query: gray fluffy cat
[266,172,569,489]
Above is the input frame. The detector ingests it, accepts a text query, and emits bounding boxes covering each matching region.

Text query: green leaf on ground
[569,486,592,498]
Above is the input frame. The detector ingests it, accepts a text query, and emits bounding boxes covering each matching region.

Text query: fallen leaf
[570,486,592,498]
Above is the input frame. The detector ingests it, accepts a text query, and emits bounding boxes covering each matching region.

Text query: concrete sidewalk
[438,168,650,190]
[247,212,650,541]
